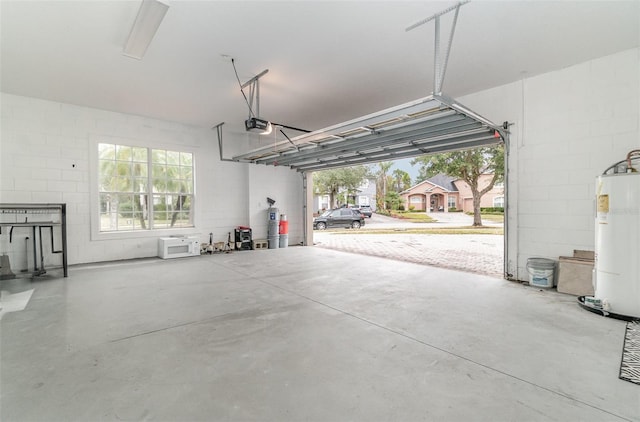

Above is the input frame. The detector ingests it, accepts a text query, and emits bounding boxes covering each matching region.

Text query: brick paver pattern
[314,233,504,278]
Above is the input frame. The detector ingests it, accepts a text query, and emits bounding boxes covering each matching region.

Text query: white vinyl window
[358,196,370,206]
[448,195,456,208]
[410,196,423,203]
[98,143,194,232]
[493,196,505,208]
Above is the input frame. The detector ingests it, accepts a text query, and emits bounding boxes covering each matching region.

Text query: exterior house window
[321,195,330,210]
[493,196,505,208]
[448,195,456,209]
[410,196,423,203]
[98,143,194,232]
[358,196,370,206]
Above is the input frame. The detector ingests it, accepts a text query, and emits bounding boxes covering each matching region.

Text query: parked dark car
[356,205,373,218]
[313,208,365,230]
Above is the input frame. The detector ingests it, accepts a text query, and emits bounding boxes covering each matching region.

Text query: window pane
[99,143,115,160]
[152,164,166,178]
[153,195,166,212]
[116,145,132,161]
[116,162,131,177]
[166,165,180,180]
[99,161,116,191]
[133,162,147,177]
[117,194,133,216]
[132,147,147,163]
[165,180,182,194]
[166,151,180,165]
[182,196,192,212]
[182,180,193,194]
[116,177,133,192]
[180,167,192,180]
[100,211,116,231]
[153,211,168,229]
[180,152,192,166]
[133,178,147,192]
[119,213,134,230]
[152,150,166,164]
[153,178,167,193]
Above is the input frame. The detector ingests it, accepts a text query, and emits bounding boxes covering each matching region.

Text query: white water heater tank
[595,172,640,318]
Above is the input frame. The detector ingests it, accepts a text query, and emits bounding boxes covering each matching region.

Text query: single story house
[401,174,504,213]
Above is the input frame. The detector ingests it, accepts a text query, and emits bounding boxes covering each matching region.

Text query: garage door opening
[309,151,505,278]
[220,93,510,277]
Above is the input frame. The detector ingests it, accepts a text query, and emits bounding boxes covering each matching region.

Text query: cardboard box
[557,251,594,296]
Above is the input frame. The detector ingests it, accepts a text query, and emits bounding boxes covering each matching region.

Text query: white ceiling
[1,1,639,136]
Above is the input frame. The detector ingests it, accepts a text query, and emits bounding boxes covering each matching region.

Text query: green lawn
[387,211,436,223]
[473,213,504,223]
[326,226,504,235]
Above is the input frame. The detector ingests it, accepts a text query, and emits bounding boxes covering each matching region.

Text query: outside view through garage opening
[310,144,505,277]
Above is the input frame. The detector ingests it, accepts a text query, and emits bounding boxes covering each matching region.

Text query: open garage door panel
[231,94,507,172]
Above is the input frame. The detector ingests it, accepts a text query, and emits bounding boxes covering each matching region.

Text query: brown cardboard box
[557,251,594,296]
[573,250,595,260]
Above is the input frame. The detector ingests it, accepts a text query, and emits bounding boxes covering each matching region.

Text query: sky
[370,158,420,185]
[392,158,419,182]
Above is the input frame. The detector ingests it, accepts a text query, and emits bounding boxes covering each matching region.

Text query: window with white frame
[410,196,423,203]
[358,196,369,206]
[493,196,504,208]
[98,143,194,232]
[448,195,456,208]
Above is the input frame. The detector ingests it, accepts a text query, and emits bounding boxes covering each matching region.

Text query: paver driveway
[313,212,504,278]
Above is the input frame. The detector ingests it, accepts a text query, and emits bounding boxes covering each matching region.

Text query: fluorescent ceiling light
[123,0,169,59]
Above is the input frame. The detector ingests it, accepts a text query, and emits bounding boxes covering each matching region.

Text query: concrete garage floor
[1,247,638,421]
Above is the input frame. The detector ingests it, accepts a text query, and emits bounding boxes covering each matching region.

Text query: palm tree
[377,161,393,210]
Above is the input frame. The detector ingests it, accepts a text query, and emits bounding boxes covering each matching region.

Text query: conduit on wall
[227,93,507,172]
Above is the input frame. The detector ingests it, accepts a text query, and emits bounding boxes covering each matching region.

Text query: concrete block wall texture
[459,47,639,281]
[0,94,304,266]
[248,164,304,245]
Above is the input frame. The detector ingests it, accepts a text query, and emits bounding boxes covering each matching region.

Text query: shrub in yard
[480,207,504,214]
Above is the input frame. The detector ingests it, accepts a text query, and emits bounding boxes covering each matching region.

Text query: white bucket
[526,258,556,288]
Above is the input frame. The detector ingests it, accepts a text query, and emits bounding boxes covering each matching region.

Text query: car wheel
[316,222,326,230]
[351,221,361,229]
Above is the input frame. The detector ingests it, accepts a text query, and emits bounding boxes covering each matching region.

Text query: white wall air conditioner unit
[158,237,200,259]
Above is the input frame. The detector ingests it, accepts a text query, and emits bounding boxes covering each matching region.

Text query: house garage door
[231,94,506,171]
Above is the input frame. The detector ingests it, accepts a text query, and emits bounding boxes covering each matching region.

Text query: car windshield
[321,210,332,217]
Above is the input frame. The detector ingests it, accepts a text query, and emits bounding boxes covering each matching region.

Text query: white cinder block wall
[248,165,304,244]
[459,48,639,280]
[0,93,303,266]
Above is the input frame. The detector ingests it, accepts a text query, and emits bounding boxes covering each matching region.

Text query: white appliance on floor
[593,150,640,319]
[158,236,200,259]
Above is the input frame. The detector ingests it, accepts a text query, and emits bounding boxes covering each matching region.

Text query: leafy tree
[391,169,412,193]
[385,191,402,210]
[313,166,369,209]
[411,144,504,226]
[375,161,394,210]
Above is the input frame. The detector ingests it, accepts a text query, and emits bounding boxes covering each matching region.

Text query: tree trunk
[472,190,483,226]
[134,195,146,229]
[170,195,185,227]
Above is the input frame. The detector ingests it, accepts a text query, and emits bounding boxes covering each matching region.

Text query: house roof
[401,173,458,194]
